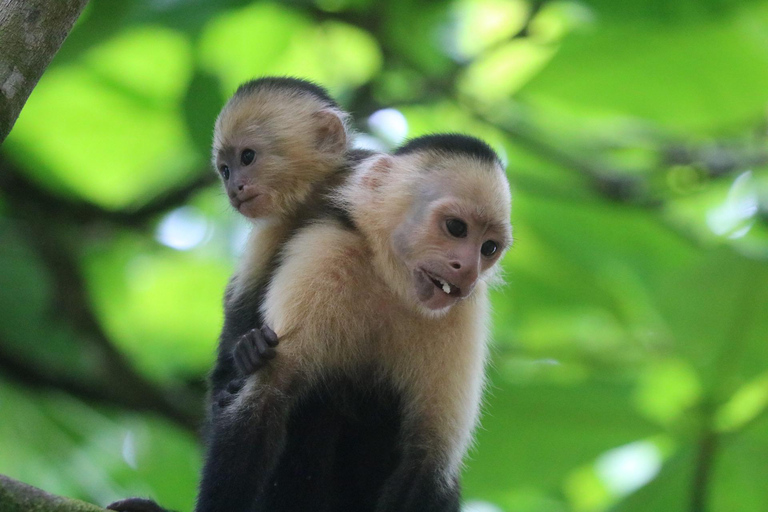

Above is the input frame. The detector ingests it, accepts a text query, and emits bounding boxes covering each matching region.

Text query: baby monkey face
[215,139,274,218]
[212,88,347,220]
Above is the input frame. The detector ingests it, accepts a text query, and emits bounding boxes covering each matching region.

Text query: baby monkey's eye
[220,165,230,180]
[241,149,256,166]
[446,219,468,238]
[480,240,498,257]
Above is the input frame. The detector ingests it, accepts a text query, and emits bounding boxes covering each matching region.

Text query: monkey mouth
[235,194,263,217]
[235,193,260,207]
[422,270,461,297]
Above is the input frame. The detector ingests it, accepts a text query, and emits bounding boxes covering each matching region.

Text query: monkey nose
[448,261,478,289]
[229,183,248,198]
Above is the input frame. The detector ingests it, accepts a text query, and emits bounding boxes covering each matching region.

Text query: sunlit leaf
[84,234,230,380]
[4,26,197,207]
[450,0,529,59]
[716,372,768,432]
[198,3,308,94]
[634,359,702,425]
[460,40,557,102]
[0,380,199,510]
[522,8,768,132]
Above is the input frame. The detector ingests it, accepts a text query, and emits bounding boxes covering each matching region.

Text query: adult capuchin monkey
[109,134,512,512]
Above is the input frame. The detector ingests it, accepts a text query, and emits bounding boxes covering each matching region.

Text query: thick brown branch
[0,0,90,143]
[0,475,104,512]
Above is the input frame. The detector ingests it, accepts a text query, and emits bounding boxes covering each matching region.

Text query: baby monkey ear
[313,108,347,154]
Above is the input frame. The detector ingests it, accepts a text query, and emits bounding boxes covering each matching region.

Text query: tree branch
[0,0,90,143]
[15,219,204,432]
[0,156,217,229]
[0,475,104,512]
[0,337,203,434]
[690,429,718,512]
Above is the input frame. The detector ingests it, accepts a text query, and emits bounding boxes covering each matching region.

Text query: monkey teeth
[423,270,457,296]
[430,276,452,294]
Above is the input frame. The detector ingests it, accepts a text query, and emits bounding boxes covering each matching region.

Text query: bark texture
[0,475,105,512]
[0,0,89,144]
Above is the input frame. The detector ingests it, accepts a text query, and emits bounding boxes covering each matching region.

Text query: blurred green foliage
[1,0,768,511]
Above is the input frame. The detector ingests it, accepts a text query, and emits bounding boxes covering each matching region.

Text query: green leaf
[463,368,657,510]
[84,234,230,380]
[4,27,198,208]
[522,7,768,132]
[182,71,226,159]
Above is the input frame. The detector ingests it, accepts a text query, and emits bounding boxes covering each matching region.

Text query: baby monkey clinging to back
[209,77,356,408]
[108,76,361,512]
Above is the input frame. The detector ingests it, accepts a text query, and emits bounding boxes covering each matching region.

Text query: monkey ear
[313,109,347,153]
[360,155,393,190]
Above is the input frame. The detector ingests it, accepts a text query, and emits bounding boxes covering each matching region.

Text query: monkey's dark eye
[241,149,256,166]
[481,240,498,257]
[446,219,467,238]
[220,165,230,180]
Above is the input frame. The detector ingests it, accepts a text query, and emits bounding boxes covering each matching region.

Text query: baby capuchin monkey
[110,133,511,512]
[205,77,360,411]
[108,77,358,512]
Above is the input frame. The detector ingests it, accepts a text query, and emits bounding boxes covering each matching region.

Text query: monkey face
[212,88,348,220]
[215,142,275,218]
[392,170,511,313]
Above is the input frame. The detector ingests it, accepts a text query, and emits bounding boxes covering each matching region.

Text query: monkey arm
[372,323,486,512]
[209,325,279,414]
[208,277,277,417]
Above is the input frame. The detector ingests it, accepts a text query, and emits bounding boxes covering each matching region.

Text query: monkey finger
[241,344,264,373]
[261,325,279,347]
[241,331,260,368]
[235,344,257,375]
[253,333,270,355]
[234,356,248,377]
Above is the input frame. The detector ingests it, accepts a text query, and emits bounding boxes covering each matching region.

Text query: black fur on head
[233,76,339,109]
[395,133,502,167]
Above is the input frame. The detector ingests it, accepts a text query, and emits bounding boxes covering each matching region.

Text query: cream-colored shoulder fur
[259,218,492,484]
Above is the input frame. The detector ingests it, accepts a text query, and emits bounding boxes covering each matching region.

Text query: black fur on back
[254,372,403,512]
[395,133,501,167]
[233,76,339,109]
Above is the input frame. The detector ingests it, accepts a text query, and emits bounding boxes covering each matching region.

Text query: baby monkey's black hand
[107,498,171,512]
[233,325,279,376]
